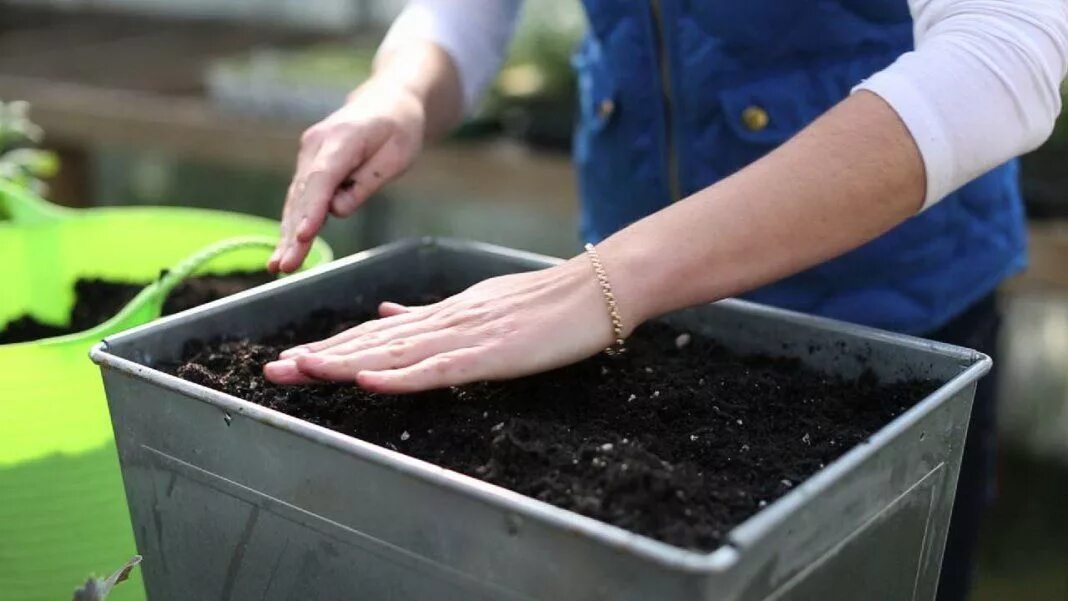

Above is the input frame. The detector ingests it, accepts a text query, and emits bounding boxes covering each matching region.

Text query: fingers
[378,302,410,317]
[279,146,365,273]
[262,358,319,385]
[275,239,314,275]
[271,128,323,273]
[291,332,462,381]
[277,305,430,359]
[291,170,333,244]
[329,180,361,217]
[263,299,443,385]
[326,139,412,218]
[356,347,490,394]
[295,135,361,242]
[349,141,411,200]
[273,131,368,273]
[308,317,446,359]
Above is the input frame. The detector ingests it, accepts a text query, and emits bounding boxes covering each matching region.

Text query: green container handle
[0,178,74,224]
[55,236,281,346]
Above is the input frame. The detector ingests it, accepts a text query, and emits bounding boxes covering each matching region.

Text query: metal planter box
[91,239,989,601]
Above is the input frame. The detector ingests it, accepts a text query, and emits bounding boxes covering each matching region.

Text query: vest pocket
[715,63,876,177]
[572,38,618,137]
[719,70,825,146]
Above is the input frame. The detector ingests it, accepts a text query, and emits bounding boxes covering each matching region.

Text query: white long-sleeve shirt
[378,0,1068,209]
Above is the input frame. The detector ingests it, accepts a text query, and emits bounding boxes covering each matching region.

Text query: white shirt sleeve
[376,0,522,114]
[855,0,1068,210]
[379,0,1068,211]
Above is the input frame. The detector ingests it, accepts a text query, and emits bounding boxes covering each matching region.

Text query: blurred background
[1,0,1065,598]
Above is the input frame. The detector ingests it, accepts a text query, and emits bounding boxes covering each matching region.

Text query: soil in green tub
[172,303,938,552]
[0,271,273,344]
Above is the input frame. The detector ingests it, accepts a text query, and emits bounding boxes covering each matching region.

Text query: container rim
[90,237,991,574]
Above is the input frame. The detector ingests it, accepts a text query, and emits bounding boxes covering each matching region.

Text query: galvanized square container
[91,239,990,601]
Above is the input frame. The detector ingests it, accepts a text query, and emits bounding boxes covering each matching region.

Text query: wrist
[592,235,686,330]
[347,75,423,108]
[573,244,654,338]
[366,42,463,138]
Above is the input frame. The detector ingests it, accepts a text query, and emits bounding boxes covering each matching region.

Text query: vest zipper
[649,0,681,203]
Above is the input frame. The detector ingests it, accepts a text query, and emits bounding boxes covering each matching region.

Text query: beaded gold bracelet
[583,243,626,355]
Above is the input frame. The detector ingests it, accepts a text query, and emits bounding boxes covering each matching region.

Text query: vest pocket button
[741,105,770,132]
[598,98,615,120]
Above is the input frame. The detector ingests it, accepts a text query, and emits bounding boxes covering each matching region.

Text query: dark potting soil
[0,271,273,344]
[159,272,276,316]
[171,301,939,552]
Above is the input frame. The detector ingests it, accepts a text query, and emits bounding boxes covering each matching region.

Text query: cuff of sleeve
[853,67,954,212]
[376,4,493,115]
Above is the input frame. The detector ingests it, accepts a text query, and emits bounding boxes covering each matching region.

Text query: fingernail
[263,359,290,376]
[280,346,311,358]
[264,359,313,384]
[280,248,299,272]
[378,302,406,317]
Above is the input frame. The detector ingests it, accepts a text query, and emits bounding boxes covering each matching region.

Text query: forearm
[601,91,924,328]
[362,41,464,141]
[601,0,1068,329]
[372,0,521,137]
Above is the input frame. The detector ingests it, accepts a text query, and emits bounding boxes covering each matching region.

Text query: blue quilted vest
[572,0,1027,335]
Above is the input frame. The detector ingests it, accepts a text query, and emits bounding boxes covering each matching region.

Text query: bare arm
[372,41,466,141]
[606,0,1068,324]
[602,91,924,327]
[263,92,927,391]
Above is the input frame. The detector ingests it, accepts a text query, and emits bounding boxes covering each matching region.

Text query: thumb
[378,302,411,318]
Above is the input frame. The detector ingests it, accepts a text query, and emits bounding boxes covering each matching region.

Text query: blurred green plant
[0,100,60,193]
[210,43,374,87]
[70,556,141,601]
[473,0,586,148]
[491,2,585,103]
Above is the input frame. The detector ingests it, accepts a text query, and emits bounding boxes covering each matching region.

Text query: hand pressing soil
[171,302,938,552]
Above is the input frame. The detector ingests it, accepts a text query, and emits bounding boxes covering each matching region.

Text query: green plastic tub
[0,181,332,601]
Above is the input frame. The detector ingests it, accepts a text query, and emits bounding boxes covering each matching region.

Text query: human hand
[263,259,629,393]
[268,81,426,273]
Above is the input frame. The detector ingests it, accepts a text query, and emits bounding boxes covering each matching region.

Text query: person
[264,1,1068,598]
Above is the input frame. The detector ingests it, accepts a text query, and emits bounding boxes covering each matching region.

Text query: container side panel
[661,306,969,384]
[101,368,704,601]
[762,465,942,601]
[96,240,987,601]
[725,387,973,601]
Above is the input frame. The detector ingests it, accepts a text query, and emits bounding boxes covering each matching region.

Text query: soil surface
[159,272,275,316]
[0,271,273,344]
[171,301,938,552]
